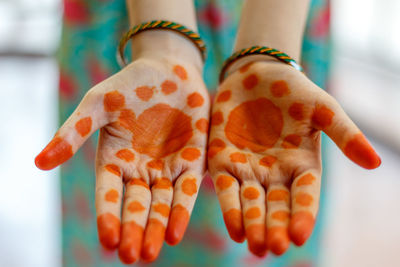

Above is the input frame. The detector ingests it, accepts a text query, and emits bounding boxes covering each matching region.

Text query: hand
[35,57,210,263]
[207,61,380,257]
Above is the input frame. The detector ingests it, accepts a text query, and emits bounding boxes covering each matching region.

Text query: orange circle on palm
[119,103,193,158]
[225,98,283,152]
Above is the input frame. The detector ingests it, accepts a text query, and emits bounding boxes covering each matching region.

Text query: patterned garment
[59,0,331,266]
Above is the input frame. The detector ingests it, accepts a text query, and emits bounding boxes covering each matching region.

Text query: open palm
[35,57,210,263]
[208,61,380,257]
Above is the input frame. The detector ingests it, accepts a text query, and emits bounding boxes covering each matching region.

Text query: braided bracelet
[117,20,206,67]
[219,45,303,83]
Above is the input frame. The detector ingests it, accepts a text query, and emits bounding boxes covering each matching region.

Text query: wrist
[130,30,203,72]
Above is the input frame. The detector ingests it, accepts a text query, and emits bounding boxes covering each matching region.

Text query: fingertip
[97,213,121,250]
[223,209,245,243]
[289,211,314,246]
[344,133,381,169]
[118,222,143,264]
[246,224,267,257]
[266,227,290,256]
[35,137,73,170]
[141,219,165,262]
[165,205,190,246]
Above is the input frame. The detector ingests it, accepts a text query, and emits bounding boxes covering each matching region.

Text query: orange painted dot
[181,178,198,196]
[105,189,119,203]
[187,92,204,108]
[230,152,247,163]
[207,138,226,158]
[75,117,92,137]
[259,155,277,167]
[271,210,290,222]
[147,159,164,170]
[216,90,232,102]
[135,86,155,101]
[211,111,223,126]
[128,201,145,213]
[245,207,261,219]
[344,133,381,170]
[288,102,305,121]
[225,98,283,152]
[173,65,188,80]
[195,118,209,134]
[312,106,335,129]
[268,190,289,202]
[118,109,136,131]
[105,164,121,177]
[153,178,172,190]
[161,80,177,95]
[281,134,302,149]
[243,187,260,200]
[242,74,258,90]
[128,178,149,189]
[104,90,125,112]
[239,62,253,73]
[181,148,201,161]
[295,193,313,206]
[130,104,193,159]
[296,174,316,186]
[270,80,290,97]
[116,149,135,162]
[215,175,236,191]
[153,203,170,217]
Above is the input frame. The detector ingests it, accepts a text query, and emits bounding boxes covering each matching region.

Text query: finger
[95,163,124,250]
[213,172,245,243]
[35,89,110,170]
[240,180,267,257]
[141,178,173,262]
[311,95,381,169]
[118,178,151,264]
[289,170,321,246]
[265,184,290,255]
[165,171,202,245]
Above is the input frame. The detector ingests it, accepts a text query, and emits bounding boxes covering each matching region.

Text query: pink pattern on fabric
[198,3,227,29]
[59,70,78,101]
[185,226,227,252]
[87,57,110,86]
[63,0,90,24]
[311,5,330,38]
[74,188,92,224]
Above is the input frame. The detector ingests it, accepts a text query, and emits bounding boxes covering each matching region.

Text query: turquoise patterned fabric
[59,0,331,266]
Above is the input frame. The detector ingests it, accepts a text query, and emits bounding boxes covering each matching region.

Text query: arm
[127,0,202,71]
[228,0,310,74]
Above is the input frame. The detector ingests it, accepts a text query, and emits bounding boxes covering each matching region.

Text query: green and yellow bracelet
[219,45,303,83]
[117,20,206,67]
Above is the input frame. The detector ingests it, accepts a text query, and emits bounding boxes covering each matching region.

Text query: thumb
[311,91,381,169]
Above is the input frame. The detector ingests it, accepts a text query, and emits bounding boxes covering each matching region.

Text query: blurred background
[0,0,399,266]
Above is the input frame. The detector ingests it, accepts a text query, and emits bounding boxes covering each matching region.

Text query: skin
[35,55,210,263]
[208,60,381,257]
[36,0,207,264]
